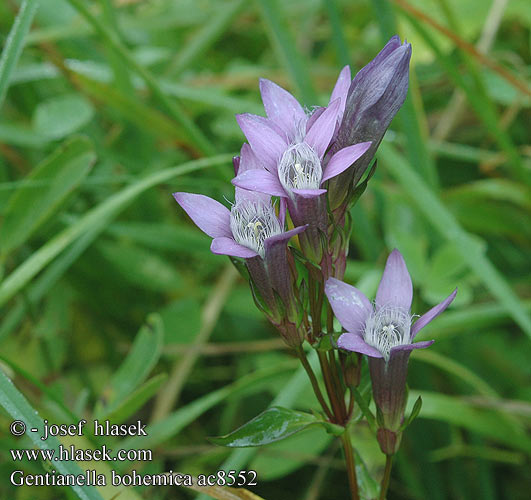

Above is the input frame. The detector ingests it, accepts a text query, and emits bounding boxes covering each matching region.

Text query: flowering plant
[174,36,456,500]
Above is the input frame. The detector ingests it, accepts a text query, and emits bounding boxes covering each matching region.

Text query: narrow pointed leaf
[95,314,164,419]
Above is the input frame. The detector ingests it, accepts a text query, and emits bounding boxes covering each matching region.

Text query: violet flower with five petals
[232,74,371,260]
[325,249,456,452]
[174,145,307,346]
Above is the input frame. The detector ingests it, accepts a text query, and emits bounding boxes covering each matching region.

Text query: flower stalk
[379,454,394,500]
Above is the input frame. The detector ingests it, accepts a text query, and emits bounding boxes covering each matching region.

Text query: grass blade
[398,6,529,184]
[0,136,95,257]
[255,0,317,104]
[0,368,104,500]
[95,314,164,420]
[370,0,439,188]
[379,142,531,338]
[65,0,215,156]
[167,0,246,76]
[0,154,234,307]
[0,0,39,110]
[408,390,531,453]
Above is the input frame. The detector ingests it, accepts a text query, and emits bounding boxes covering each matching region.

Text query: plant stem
[318,350,343,421]
[341,430,360,500]
[379,454,394,500]
[328,349,347,419]
[296,347,334,420]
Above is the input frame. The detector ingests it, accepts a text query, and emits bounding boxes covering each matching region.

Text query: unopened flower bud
[328,36,411,209]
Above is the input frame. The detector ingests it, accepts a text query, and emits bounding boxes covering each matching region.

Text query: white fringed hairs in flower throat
[230,199,283,258]
[278,142,322,193]
[364,304,413,362]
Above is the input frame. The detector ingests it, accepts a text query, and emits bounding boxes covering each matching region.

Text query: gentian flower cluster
[173,36,457,498]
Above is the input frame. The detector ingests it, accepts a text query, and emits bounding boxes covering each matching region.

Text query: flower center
[278,142,322,193]
[230,200,283,258]
[364,305,412,361]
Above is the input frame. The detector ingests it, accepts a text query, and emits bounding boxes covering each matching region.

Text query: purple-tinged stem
[318,350,343,422]
[328,349,347,421]
[296,346,333,420]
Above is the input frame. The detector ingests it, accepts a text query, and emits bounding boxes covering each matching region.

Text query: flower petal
[329,65,351,120]
[338,333,383,358]
[264,225,307,253]
[173,192,231,239]
[236,113,287,172]
[211,237,258,259]
[375,249,413,311]
[305,98,341,159]
[232,155,240,175]
[232,169,287,198]
[278,197,287,228]
[411,288,457,339]
[325,277,373,335]
[260,78,306,140]
[305,106,325,134]
[238,143,262,174]
[321,141,372,183]
[390,340,434,357]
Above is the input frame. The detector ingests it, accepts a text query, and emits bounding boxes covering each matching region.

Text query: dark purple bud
[340,351,361,388]
[328,36,411,209]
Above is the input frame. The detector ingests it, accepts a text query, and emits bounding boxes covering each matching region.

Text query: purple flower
[325,249,456,452]
[174,145,307,345]
[325,249,456,361]
[231,76,371,202]
[174,145,304,260]
[328,36,412,209]
[231,72,371,261]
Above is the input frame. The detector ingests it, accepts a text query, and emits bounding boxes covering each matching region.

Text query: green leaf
[32,94,94,139]
[0,136,95,257]
[352,387,377,433]
[95,314,164,419]
[210,406,323,447]
[97,240,182,292]
[0,0,40,110]
[401,395,423,430]
[0,368,104,500]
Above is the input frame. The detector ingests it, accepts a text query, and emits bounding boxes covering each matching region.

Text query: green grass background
[0,0,529,499]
